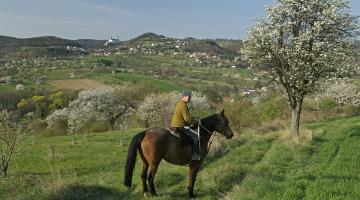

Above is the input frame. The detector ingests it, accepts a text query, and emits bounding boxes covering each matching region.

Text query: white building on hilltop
[104,36,121,46]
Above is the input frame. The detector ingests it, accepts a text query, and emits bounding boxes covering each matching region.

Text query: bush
[319,97,337,111]
[97,58,113,67]
[88,122,110,133]
[29,119,47,134]
[51,118,68,135]
[343,105,360,116]
[259,97,286,121]
[223,97,260,130]
[77,119,110,134]
[40,128,57,137]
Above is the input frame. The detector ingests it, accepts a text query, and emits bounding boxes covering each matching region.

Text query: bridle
[198,119,219,152]
[198,119,215,135]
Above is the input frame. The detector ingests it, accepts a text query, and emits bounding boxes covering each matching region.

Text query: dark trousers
[175,127,200,160]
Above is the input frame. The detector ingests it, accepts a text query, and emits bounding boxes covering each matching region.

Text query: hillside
[0,35,81,49]
[126,32,240,57]
[129,32,167,43]
[0,35,83,59]
[75,39,107,49]
[0,33,244,60]
[0,116,359,199]
[183,39,234,56]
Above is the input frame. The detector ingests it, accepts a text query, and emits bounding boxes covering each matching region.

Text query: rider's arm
[182,104,192,126]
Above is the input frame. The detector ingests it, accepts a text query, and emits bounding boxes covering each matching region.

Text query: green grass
[0,81,55,93]
[0,84,16,92]
[46,68,75,80]
[1,117,359,199]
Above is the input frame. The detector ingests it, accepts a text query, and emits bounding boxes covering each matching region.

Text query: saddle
[167,127,193,146]
[167,127,180,138]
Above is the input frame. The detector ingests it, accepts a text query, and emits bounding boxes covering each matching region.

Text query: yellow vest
[170,100,191,128]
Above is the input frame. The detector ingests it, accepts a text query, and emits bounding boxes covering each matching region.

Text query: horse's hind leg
[141,161,149,193]
[148,161,160,196]
[139,149,149,194]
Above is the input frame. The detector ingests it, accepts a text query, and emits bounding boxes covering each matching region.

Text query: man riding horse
[124,91,234,198]
[170,91,201,160]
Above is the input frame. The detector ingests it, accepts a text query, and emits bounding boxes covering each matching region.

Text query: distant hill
[129,32,167,42]
[127,32,241,57]
[75,39,107,49]
[0,35,81,48]
[183,40,234,56]
[0,35,83,59]
[0,33,244,59]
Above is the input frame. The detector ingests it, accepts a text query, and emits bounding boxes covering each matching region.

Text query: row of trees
[17,91,77,119]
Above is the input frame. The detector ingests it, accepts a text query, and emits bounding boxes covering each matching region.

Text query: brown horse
[124,110,234,198]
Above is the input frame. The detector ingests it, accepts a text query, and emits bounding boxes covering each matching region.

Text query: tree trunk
[290,99,303,137]
[120,129,125,147]
[110,121,115,131]
[71,134,77,145]
[2,162,8,178]
[49,144,56,160]
[32,134,37,145]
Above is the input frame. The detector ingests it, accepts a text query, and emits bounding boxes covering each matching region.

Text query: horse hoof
[189,193,197,198]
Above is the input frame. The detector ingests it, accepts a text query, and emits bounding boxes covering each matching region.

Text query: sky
[0,0,359,40]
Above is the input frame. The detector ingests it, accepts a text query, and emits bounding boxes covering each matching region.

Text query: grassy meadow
[1,116,359,199]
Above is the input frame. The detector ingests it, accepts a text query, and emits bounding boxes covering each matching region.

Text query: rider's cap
[181,91,192,97]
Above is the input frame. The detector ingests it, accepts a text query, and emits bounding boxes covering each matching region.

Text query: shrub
[223,97,260,130]
[51,118,68,136]
[259,97,286,121]
[29,119,47,134]
[88,122,110,133]
[319,97,337,111]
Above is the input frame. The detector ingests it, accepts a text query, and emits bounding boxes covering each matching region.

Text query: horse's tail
[124,130,146,187]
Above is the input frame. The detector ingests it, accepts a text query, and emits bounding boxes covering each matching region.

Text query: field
[1,116,359,199]
[49,79,109,90]
[85,72,185,92]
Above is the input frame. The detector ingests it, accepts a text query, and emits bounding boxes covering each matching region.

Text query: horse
[124,109,234,198]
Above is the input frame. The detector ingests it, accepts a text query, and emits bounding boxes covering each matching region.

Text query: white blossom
[67,88,131,134]
[242,0,359,135]
[137,92,210,127]
[45,108,69,128]
[321,80,360,106]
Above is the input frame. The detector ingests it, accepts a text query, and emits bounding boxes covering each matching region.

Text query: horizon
[1,0,359,40]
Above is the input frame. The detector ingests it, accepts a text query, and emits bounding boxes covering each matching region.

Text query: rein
[198,119,214,135]
[198,119,219,152]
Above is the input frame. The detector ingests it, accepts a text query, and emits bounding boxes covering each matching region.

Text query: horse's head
[214,109,234,139]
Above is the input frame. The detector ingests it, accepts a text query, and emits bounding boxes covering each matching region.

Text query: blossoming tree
[243,0,359,136]
[137,92,210,127]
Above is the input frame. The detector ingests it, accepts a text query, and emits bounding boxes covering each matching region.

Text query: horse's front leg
[188,161,202,198]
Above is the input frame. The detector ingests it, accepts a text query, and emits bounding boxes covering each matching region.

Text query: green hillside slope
[0,116,359,199]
